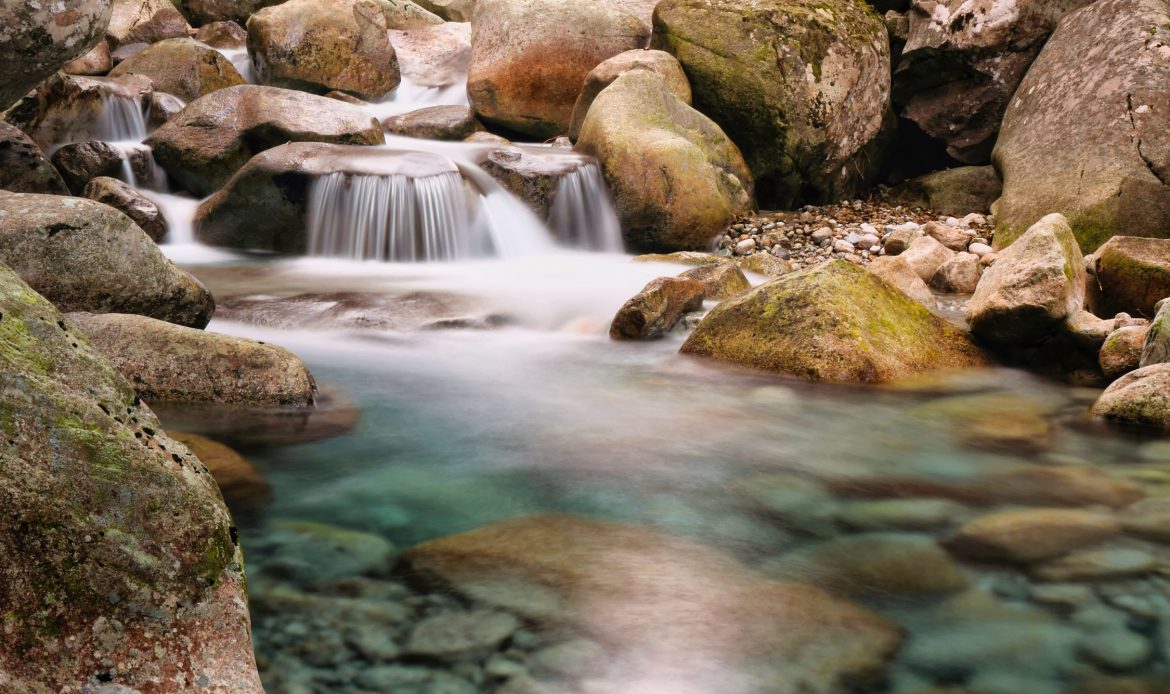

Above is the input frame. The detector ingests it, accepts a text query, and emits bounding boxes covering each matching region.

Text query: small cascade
[113,143,168,192]
[548,163,624,253]
[93,94,149,142]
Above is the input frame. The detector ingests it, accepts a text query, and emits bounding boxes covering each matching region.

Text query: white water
[549,163,625,253]
[93,94,150,142]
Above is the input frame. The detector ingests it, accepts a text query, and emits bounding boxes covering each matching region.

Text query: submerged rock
[945,509,1121,564]
[256,520,396,585]
[0,122,69,196]
[681,260,986,383]
[776,533,968,598]
[109,37,246,102]
[567,48,691,141]
[0,263,260,692]
[81,176,168,242]
[1089,236,1170,319]
[406,610,521,660]
[609,276,705,340]
[1092,363,1170,430]
[0,0,112,110]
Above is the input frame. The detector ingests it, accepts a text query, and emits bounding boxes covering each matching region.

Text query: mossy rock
[680,260,987,383]
[108,37,245,103]
[1093,363,1170,430]
[1089,236,1170,319]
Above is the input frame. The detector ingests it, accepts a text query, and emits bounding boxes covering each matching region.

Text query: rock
[148,91,186,128]
[967,214,1085,347]
[894,1,1090,164]
[0,263,261,692]
[4,73,152,151]
[923,220,971,252]
[736,472,837,537]
[976,467,1144,509]
[527,639,606,679]
[777,533,968,598]
[1089,237,1170,319]
[909,390,1054,450]
[633,251,726,267]
[50,140,125,194]
[735,253,792,278]
[1101,325,1149,381]
[836,498,968,532]
[1092,363,1170,430]
[107,0,189,47]
[568,48,691,141]
[1140,299,1170,367]
[169,432,270,509]
[0,0,112,110]
[1033,547,1158,583]
[610,276,705,340]
[66,312,316,406]
[81,176,168,242]
[652,0,894,207]
[681,260,986,383]
[883,224,923,255]
[1078,630,1154,672]
[0,192,214,327]
[930,252,981,293]
[146,85,385,197]
[468,0,650,137]
[970,242,994,257]
[388,20,471,89]
[0,122,69,195]
[176,0,283,25]
[575,70,753,252]
[195,21,248,49]
[945,510,1121,564]
[479,148,580,219]
[900,234,955,283]
[383,105,483,140]
[1065,310,1115,352]
[255,521,395,586]
[888,166,1002,216]
[109,37,245,103]
[399,515,903,692]
[1119,498,1170,543]
[415,0,475,20]
[63,40,113,76]
[679,262,750,301]
[992,0,1170,251]
[407,610,521,660]
[355,665,477,694]
[866,255,936,308]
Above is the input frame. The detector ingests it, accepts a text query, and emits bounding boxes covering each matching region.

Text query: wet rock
[50,140,124,194]
[389,20,471,90]
[777,533,968,598]
[992,0,1170,251]
[195,21,248,49]
[683,260,986,383]
[4,72,152,150]
[945,510,1121,564]
[176,0,283,25]
[109,37,245,102]
[81,176,167,242]
[0,0,112,110]
[256,521,395,586]
[0,122,69,195]
[568,48,691,141]
[1033,547,1158,583]
[67,311,316,405]
[0,192,214,327]
[148,91,186,128]
[0,263,261,692]
[399,514,904,692]
[1120,498,1170,543]
[930,252,981,294]
[836,498,968,532]
[384,105,483,140]
[653,0,893,208]
[977,467,1144,510]
[480,148,580,218]
[901,234,955,282]
[866,255,936,308]
[679,262,750,301]
[169,432,271,509]
[1102,325,1151,382]
[63,40,113,76]
[147,85,385,197]
[888,166,1002,216]
[355,665,477,694]
[106,0,190,48]
[968,214,1085,347]
[610,276,705,340]
[576,70,753,252]
[1093,363,1170,430]
[469,0,650,136]
[1088,236,1170,319]
[407,610,521,660]
[1140,299,1170,368]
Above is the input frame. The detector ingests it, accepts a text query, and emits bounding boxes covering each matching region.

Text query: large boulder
[0,0,112,111]
[681,260,987,383]
[1088,236,1170,319]
[568,48,691,141]
[146,85,385,197]
[176,0,283,25]
[106,0,190,48]
[992,0,1170,251]
[67,312,317,406]
[887,165,1001,216]
[1093,363,1170,430]
[4,73,152,151]
[388,20,471,90]
[575,70,753,251]
[467,0,650,137]
[0,122,69,195]
[894,0,1092,164]
[652,0,894,208]
[0,263,261,693]
[967,214,1085,347]
[109,38,246,102]
[400,514,903,692]
[0,192,214,327]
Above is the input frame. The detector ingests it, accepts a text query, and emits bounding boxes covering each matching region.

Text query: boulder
[0,122,69,195]
[900,234,954,282]
[1140,298,1170,367]
[67,312,316,406]
[176,0,283,25]
[0,263,261,693]
[81,176,168,242]
[887,165,1002,216]
[1100,325,1149,382]
[415,0,475,20]
[945,510,1122,564]
[146,85,385,197]
[388,20,471,89]
[967,214,1085,347]
[62,40,113,76]
[679,262,751,301]
[866,255,936,308]
[735,253,792,278]
[894,0,1091,164]
[383,105,483,140]
[50,140,126,194]
[106,0,190,48]
[680,260,986,383]
[609,276,705,340]
[568,48,691,141]
[148,91,187,128]
[992,0,1170,251]
[652,0,894,207]
[468,0,650,137]
[930,252,981,293]
[4,73,152,151]
[194,21,249,49]
[882,223,923,255]
[1092,363,1170,430]
[399,515,903,692]
[170,432,271,509]
[575,70,753,252]
[0,0,112,111]
[109,37,246,103]
[0,192,214,327]
[479,148,580,219]
[1088,236,1170,319]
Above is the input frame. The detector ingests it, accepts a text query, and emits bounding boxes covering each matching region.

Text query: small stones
[406,610,521,660]
[835,498,968,532]
[1077,629,1153,672]
[945,510,1122,564]
[1032,547,1158,583]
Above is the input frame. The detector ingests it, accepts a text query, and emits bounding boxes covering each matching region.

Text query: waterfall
[113,143,168,192]
[548,163,624,253]
[93,94,149,143]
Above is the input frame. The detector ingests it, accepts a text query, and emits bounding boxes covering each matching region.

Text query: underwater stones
[1092,363,1170,430]
[66,312,317,406]
[992,0,1170,251]
[1089,236,1170,319]
[836,498,968,532]
[81,176,168,242]
[1101,325,1150,382]
[866,255,936,308]
[0,263,260,692]
[109,37,246,102]
[4,72,152,151]
[652,0,894,208]
[0,122,69,196]
[399,514,903,692]
[945,509,1121,564]
[575,70,753,252]
[977,467,1145,510]
[681,260,986,383]
[407,610,521,660]
[1119,498,1170,543]
[888,165,1002,216]
[0,192,214,327]
[256,521,396,585]
[609,276,705,340]
[383,105,483,141]
[567,48,691,141]
[467,0,650,137]
[106,0,190,48]
[147,85,384,197]
[1032,546,1158,583]
[170,432,271,509]
[967,214,1085,347]
[778,533,968,598]
[679,262,751,301]
[0,0,112,110]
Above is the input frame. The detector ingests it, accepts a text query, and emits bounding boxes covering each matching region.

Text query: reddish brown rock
[610,276,705,340]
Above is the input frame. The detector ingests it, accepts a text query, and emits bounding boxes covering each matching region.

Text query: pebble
[1078,630,1153,671]
[407,610,521,660]
[1031,547,1158,582]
